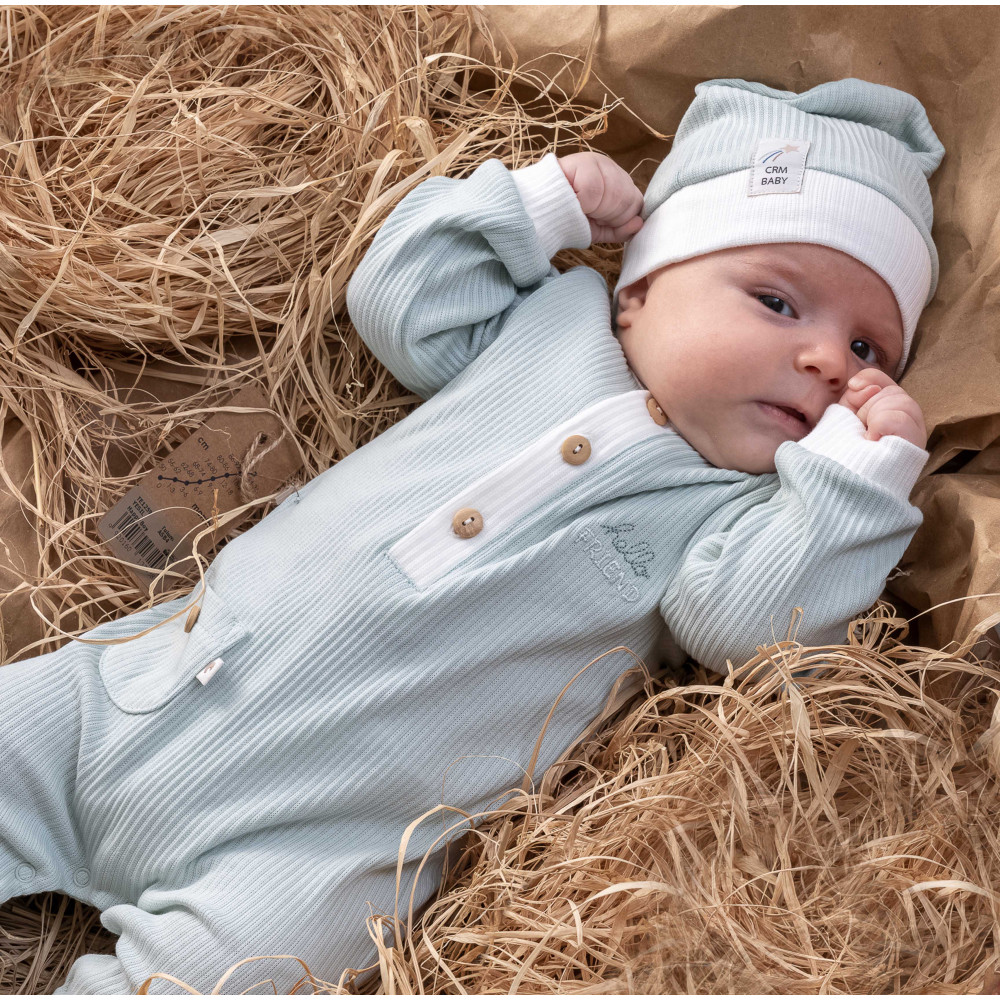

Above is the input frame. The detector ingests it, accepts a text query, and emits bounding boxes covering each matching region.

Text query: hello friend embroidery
[601,523,654,578]
[574,523,653,603]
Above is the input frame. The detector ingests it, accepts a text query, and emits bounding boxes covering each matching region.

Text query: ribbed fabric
[614,78,945,377]
[1,153,927,994]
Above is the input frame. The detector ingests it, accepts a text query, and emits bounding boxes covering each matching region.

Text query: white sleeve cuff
[510,151,592,259]
[796,402,929,502]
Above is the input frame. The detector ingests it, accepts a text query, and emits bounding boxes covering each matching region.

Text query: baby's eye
[851,339,880,366]
[757,294,794,317]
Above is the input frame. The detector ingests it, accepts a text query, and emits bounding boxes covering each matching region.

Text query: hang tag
[749,138,810,196]
[196,657,224,686]
[97,384,304,595]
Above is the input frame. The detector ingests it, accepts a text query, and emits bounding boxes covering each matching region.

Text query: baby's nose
[797,339,849,387]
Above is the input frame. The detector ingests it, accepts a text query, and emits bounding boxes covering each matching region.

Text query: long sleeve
[661,403,930,674]
[345,152,591,400]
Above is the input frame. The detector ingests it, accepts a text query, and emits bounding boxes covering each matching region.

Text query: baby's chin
[678,422,779,475]
[712,452,778,475]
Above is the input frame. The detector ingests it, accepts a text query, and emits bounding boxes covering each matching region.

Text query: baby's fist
[838,368,927,449]
[557,152,644,244]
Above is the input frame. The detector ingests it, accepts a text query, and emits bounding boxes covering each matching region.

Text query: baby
[0,78,943,993]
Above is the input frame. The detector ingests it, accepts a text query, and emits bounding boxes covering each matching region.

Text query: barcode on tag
[104,501,171,572]
[96,383,305,595]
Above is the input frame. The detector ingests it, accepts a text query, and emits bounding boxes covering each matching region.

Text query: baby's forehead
[723,243,833,273]
[722,244,891,299]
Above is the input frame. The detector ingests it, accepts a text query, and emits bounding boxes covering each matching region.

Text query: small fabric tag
[274,481,301,505]
[749,138,811,196]
[98,384,304,595]
[196,657,224,685]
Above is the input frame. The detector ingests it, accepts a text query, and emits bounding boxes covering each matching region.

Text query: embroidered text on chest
[574,524,654,603]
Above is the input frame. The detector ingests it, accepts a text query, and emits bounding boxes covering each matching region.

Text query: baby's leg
[53,823,447,995]
[3,617,449,993]
[0,643,94,902]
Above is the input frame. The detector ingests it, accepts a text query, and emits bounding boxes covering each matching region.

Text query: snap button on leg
[184,605,201,632]
[451,507,483,538]
[15,862,35,882]
[73,868,91,887]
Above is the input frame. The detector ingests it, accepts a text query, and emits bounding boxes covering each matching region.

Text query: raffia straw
[2,4,999,997]
[54,599,1000,997]
[339,601,1000,996]
[0,2,629,662]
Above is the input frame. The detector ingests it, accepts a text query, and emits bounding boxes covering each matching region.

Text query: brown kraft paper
[473,5,1000,652]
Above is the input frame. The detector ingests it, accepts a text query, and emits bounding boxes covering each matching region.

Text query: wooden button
[184,605,201,632]
[451,507,483,539]
[646,393,668,426]
[560,434,591,465]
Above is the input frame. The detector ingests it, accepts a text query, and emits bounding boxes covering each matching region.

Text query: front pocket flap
[98,582,251,714]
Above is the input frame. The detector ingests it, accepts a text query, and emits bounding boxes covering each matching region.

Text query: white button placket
[387,390,674,589]
[451,507,484,538]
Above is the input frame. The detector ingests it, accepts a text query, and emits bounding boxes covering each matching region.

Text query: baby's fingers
[589,158,643,226]
[838,368,895,412]
[590,214,643,244]
[566,156,607,217]
[856,384,905,427]
[864,408,914,442]
[860,389,927,447]
[839,381,881,416]
[618,214,644,239]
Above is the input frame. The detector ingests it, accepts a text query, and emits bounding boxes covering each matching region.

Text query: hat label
[749,139,810,196]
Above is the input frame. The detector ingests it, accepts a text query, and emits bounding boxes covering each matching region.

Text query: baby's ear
[614,275,650,330]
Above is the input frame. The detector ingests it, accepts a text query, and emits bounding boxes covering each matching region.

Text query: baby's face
[615,243,904,474]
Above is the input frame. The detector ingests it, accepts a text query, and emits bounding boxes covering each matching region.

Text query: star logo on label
[750,138,811,196]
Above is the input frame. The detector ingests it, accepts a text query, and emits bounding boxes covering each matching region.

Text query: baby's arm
[661,407,930,675]
[345,152,591,400]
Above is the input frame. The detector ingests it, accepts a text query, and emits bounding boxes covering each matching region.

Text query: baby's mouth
[776,404,807,422]
[757,401,809,433]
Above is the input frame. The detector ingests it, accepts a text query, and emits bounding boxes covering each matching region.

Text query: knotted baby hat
[613,78,945,378]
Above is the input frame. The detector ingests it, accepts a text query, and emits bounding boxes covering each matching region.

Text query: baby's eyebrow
[736,252,901,349]
[733,254,805,283]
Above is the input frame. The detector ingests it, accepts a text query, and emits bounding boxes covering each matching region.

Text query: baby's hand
[557,151,644,244]
[838,368,927,448]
